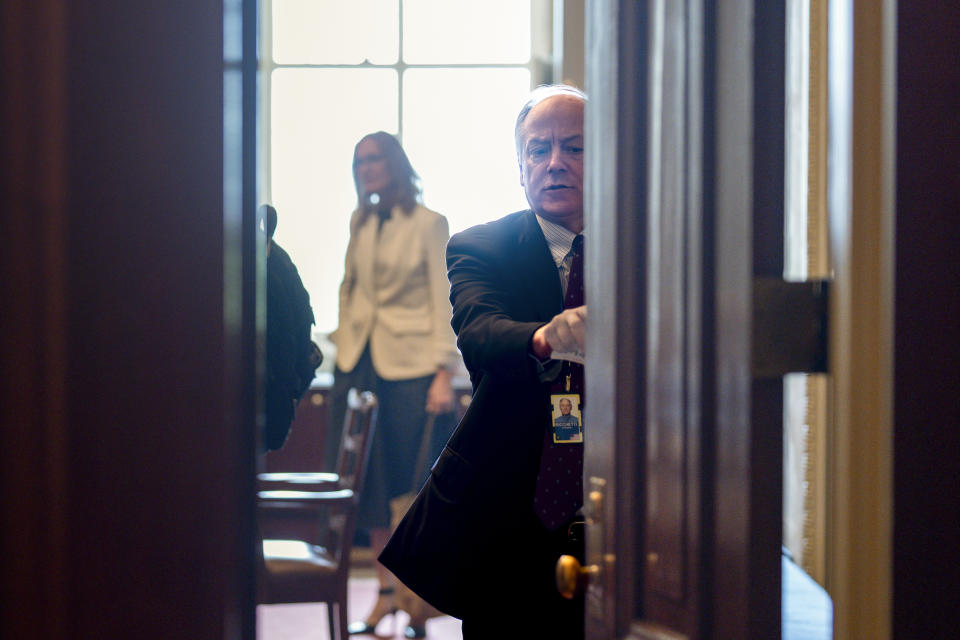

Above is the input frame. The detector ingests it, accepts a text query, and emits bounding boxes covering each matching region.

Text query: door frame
[825,1,895,638]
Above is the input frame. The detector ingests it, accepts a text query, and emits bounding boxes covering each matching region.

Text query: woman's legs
[351,371,444,635]
[348,528,397,634]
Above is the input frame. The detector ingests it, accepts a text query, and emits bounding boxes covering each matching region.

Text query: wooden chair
[258,388,378,640]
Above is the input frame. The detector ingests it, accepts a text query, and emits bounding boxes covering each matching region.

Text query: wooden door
[0,1,259,638]
[585,1,788,638]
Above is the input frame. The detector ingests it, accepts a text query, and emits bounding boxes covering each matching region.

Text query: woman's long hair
[352,131,422,227]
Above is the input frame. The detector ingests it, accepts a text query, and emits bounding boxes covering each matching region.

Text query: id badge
[549,393,583,443]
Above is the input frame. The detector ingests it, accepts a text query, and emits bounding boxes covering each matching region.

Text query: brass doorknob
[555,555,599,599]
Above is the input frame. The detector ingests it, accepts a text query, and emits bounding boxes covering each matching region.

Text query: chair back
[333,388,378,495]
[321,388,377,560]
[257,388,378,638]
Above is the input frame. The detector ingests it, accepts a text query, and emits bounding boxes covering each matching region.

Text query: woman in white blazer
[330,131,460,638]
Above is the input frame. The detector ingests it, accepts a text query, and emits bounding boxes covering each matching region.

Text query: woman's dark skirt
[328,345,455,530]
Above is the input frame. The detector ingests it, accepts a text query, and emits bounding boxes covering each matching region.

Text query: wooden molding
[801,0,830,588]
[826,1,895,638]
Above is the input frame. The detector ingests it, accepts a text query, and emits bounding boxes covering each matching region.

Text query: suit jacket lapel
[515,210,563,322]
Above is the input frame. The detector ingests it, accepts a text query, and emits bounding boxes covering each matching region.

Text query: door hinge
[752,278,830,377]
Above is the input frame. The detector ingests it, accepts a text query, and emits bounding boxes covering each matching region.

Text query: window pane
[403,68,531,235]
[273,0,399,64]
[403,0,531,64]
[270,68,399,333]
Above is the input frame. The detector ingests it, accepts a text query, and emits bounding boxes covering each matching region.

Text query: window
[260,0,540,336]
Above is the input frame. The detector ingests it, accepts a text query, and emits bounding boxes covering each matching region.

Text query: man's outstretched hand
[531,305,587,360]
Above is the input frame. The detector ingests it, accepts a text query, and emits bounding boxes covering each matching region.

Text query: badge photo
[549,393,583,443]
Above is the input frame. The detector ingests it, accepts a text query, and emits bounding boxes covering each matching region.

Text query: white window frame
[258,0,556,207]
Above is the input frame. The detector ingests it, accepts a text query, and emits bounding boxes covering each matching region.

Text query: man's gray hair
[514,84,588,159]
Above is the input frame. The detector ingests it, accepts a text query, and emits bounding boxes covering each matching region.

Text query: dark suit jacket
[379,210,565,619]
[265,242,318,452]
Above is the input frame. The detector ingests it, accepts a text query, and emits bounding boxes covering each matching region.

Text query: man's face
[559,398,572,415]
[519,95,585,232]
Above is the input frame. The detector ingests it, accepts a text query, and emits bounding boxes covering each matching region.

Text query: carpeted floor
[257,575,463,640]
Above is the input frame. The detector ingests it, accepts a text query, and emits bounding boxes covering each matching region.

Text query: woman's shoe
[347,587,397,636]
[403,623,427,639]
[403,611,428,639]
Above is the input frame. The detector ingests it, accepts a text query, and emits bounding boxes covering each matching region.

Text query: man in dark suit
[380,84,588,639]
[262,204,322,453]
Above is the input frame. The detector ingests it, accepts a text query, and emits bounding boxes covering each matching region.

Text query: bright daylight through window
[263,0,535,342]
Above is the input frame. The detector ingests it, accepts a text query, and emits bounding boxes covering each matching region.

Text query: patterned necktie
[534,234,584,530]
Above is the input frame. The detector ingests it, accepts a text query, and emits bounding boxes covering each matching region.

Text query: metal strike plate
[752,278,830,377]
